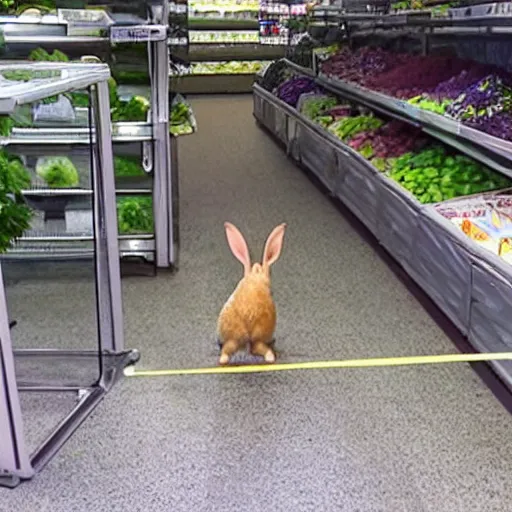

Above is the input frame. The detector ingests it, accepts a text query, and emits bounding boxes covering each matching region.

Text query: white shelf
[0,62,110,114]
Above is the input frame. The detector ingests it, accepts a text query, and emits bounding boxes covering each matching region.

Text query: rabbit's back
[217,276,276,344]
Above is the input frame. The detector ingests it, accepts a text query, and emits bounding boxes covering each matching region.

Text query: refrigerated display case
[253,5,512,389]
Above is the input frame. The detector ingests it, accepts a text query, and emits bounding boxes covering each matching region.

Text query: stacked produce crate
[253,7,512,389]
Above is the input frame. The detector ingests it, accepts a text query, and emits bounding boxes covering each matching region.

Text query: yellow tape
[124,352,512,377]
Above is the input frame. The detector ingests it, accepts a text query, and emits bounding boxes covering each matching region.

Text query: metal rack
[169,0,288,93]
[0,61,138,488]
[0,1,179,269]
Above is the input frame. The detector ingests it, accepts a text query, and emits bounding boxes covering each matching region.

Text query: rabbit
[217,222,287,365]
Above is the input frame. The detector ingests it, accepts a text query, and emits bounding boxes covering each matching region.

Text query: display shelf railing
[0,60,139,488]
[252,78,512,392]
[0,1,177,269]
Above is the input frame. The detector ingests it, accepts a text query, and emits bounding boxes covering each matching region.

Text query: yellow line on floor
[124,352,512,377]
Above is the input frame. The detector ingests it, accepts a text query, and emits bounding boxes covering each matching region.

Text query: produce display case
[253,44,512,390]
[0,60,139,488]
[0,0,184,269]
[169,0,290,93]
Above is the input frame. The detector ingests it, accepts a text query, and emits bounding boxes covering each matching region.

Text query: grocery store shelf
[315,73,512,176]
[188,19,259,30]
[171,73,257,93]
[172,45,287,62]
[282,58,316,77]
[4,236,155,261]
[22,188,151,196]
[311,7,512,27]
[0,61,110,114]
[3,35,108,44]
[5,122,153,145]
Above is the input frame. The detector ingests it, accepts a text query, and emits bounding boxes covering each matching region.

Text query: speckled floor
[1,95,512,512]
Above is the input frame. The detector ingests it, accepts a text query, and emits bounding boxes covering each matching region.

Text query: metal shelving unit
[0,60,139,488]
[0,1,179,269]
[169,0,287,93]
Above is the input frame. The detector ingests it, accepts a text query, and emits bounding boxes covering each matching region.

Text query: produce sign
[436,193,512,263]
[188,30,259,43]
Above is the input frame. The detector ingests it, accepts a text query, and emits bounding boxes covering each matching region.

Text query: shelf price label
[110,25,167,43]
[57,8,113,26]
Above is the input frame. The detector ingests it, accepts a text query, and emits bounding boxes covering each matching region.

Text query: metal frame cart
[0,1,178,269]
[0,61,139,488]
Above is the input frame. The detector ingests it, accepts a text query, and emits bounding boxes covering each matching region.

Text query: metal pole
[0,264,33,487]
[151,0,178,268]
[91,80,125,355]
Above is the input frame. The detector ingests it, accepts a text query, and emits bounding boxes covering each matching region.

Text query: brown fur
[217,223,286,365]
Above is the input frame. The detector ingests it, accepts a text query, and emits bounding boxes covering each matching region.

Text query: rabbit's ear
[262,223,287,268]
[224,222,251,274]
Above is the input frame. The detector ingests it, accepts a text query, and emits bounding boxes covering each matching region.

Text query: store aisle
[2,95,512,512]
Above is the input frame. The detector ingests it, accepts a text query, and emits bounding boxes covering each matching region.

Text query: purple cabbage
[464,111,512,141]
[276,76,317,107]
[445,75,512,121]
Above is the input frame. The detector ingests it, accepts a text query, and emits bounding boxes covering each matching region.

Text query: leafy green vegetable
[0,116,13,137]
[388,145,511,203]
[111,95,150,122]
[116,196,153,234]
[36,156,79,188]
[114,156,146,178]
[0,150,32,253]
[300,95,338,123]
[28,47,69,62]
